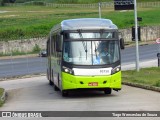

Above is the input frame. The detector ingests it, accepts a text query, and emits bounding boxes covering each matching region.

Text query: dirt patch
[0,11,8,13]
[0,15,19,18]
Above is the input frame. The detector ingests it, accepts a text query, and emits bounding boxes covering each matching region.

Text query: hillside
[0,0,160,41]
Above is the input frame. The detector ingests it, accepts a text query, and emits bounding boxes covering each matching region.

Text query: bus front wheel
[49,80,53,85]
[54,84,59,91]
[104,88,112,94]
[62,90,68,97]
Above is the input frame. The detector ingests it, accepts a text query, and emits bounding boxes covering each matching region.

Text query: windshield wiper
[77,29,88,60]
[94,41,98,58]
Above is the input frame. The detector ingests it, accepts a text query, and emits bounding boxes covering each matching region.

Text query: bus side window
[51,37,54,56]
[47,39,50,57]
[56,35,62,52]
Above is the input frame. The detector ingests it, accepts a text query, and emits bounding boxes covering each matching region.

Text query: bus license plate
[88,82,98,86]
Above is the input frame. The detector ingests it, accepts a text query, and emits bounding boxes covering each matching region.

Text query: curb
[122,82,160,92]
[0,73,46,81]
[0,54,38,60]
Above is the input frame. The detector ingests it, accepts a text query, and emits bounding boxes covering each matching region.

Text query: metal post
[26,40,29,74]
[134,0,140,72]
[98,2,101,18]
[157,53,160,67]
[10,46,14,76]
[156,38,160,67]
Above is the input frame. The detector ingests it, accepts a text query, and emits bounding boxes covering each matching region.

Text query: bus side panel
[52,57,62,86]
[46,39,52,81]
[61,71,121,90]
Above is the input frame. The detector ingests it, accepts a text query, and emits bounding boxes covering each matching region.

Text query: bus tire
[104,88,112,94]
[54,84,59,91]
[49,80,53,85]
[47,69,53,85]
[62,90,68,97]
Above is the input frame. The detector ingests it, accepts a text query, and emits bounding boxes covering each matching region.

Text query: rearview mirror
[56,40,62,52]
[120,38,125,49]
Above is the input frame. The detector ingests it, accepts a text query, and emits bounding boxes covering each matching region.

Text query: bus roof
[53,18,118,31]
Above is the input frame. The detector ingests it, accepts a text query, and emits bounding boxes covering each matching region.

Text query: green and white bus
[47,18,124,96]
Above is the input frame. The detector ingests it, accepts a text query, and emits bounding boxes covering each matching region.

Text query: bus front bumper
[62,71,121,90]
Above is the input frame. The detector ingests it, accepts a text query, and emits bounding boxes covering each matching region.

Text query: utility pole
[134,0,140,72]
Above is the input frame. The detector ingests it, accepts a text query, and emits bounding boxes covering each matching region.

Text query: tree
[9,0,16,3]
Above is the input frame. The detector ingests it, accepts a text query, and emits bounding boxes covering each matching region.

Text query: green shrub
[0,88,4,107]
[2,0,10,3]
[32,44,41,53]
[12,49,27,55]
[0,0,8,6]
[24,1,45,6]
[0,0,3,6]
[154,81,160,87]
[0,0,15,5]
[33,1,45,6]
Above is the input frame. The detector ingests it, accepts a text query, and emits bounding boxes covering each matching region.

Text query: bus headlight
[62,66,74,75]
[111,66,121,74]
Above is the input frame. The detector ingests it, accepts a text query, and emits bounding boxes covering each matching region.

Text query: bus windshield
[63,40,120,65]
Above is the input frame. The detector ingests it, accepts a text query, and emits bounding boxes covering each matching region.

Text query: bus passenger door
[55,34,63,90]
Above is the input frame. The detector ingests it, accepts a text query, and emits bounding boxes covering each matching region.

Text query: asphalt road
[0,76,160,111]
[0,76,160,120]
[121,43,158,63]
[0,43,159,78]
[0,57,47,78]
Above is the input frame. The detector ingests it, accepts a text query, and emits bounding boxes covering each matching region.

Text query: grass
[122,67,160,87]
[0,4,160,41]
[0,88,4,107]
[102,8,160,28]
